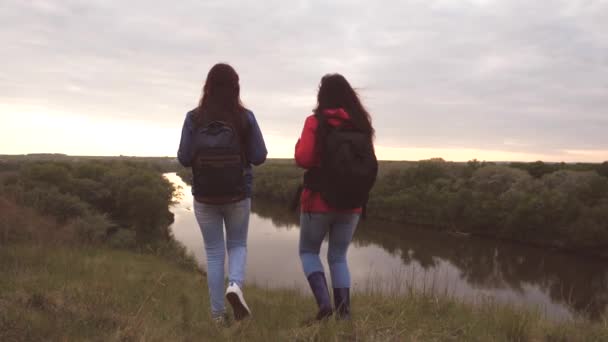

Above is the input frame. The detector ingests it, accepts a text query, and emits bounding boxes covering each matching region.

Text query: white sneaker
[225,282,251,320]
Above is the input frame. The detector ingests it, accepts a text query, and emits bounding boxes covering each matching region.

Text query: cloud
[1,0,607,160]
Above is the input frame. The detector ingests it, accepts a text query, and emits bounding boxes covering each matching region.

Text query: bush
[106,229,137,249]
[67,213,114,244]
[3,159,176,246]
[20,187,90,223]
[127,186,172,243]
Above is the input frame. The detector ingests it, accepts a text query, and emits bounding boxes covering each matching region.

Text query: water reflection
[353,222,608,320]
[166,173,608,321]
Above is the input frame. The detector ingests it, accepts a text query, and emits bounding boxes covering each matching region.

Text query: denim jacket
[177,109,267,196]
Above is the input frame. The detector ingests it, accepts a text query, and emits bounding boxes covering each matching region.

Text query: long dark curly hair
[314,74,374,138]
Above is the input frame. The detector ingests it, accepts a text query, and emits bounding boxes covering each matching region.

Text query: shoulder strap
[238,111,252,165]
[313,113,334,154]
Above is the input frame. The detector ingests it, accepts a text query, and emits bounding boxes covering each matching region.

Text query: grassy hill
[2,244,607,341]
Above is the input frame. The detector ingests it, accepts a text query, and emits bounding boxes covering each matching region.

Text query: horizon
[1,1,607,162]
[1,152,604,165]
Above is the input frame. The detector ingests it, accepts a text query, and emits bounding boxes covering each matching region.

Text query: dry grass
[0,197,63,245]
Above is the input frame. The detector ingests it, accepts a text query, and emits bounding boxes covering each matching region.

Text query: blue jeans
[299,212,360,288]
[193,198,250,318]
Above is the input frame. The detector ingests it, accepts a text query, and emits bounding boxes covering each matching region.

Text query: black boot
[333,288,351,320]
[306,272,333,320]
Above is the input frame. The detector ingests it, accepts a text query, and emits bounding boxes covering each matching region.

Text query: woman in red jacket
[295,74,375,320]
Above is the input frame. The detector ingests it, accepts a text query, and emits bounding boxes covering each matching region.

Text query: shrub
[67,213,114,244]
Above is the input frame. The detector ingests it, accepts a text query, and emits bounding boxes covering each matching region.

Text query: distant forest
[2,155,607,258]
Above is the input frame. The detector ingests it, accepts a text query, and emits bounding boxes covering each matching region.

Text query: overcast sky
[1,0,607,161]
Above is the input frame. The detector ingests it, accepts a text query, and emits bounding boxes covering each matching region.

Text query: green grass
[1,244,607,341]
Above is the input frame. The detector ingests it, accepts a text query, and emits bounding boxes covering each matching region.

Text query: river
[164,173,608,321]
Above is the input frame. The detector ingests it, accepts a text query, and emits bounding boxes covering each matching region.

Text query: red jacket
[294,108,362,213]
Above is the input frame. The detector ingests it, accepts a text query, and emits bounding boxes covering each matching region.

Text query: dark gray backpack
[192,121,246,203]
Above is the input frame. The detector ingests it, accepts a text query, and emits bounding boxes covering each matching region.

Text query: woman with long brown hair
[178,63,267,323]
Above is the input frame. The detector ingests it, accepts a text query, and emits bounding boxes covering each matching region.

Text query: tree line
[249,159,608,257]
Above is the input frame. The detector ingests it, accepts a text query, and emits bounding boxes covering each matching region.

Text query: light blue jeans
[193,198,250,318]
[299,212,360,288]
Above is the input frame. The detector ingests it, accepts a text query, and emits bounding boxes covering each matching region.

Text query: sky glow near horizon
[1,0,607,162]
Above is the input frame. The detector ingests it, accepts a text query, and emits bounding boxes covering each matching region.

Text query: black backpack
[303,113,378,212]
[191,120,247,203]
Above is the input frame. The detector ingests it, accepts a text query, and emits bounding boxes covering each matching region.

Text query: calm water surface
[165,173,608,321]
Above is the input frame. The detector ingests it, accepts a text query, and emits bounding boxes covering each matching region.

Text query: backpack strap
[313,112,330,151]
[312,112,350,167]
[236,112,251,166]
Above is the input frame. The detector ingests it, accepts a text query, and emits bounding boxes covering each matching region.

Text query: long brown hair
[193,63,247,137]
